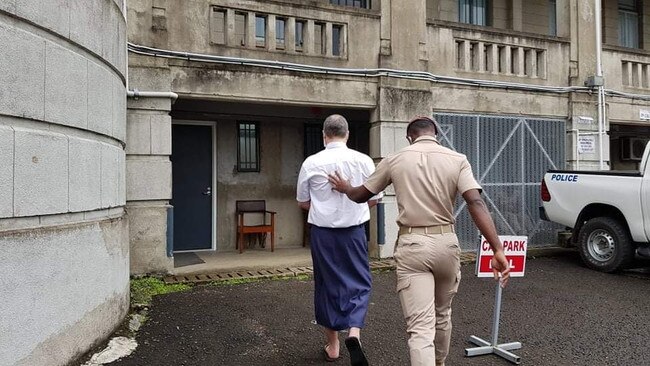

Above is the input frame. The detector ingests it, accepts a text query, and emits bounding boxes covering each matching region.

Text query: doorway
[171,122,217,252]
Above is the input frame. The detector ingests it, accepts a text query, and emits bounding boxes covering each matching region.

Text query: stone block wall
[0,1,129,365]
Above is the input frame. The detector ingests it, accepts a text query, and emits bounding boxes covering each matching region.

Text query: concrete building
[124,0,650,274]
[2,1,650,363]
[0,1,129,365]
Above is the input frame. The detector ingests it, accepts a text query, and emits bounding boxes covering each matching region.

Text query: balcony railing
[429,23,570,86]
[454,38,547,78]
[603,47,650,91]
[210,6,347,58]
[620,60,650,89]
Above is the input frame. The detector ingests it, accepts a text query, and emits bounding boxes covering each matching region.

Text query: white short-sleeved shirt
[297,141,382,228]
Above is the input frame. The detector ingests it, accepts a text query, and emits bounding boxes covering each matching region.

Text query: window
[329,0,371,9]
[210,8,226,45]
[237,122,260,172]
[549,0,557,36]
[459,0,487,26]
[315,23,325,54]
[304,123,324,158]
[235,12,247,46]
[332,25,343,56]
[295,20,305,51]
[276,18,286,49]
[255,15,266,47]
[619,0,639,48]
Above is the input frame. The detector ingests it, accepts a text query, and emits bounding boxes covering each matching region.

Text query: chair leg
[271,231,275,252]
[238,231,243,254]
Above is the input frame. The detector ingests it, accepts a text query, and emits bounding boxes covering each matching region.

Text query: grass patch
[207,273,313,287]
[130,277,192,306]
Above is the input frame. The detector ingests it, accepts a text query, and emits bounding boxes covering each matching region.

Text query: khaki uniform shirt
[364,136,481,227]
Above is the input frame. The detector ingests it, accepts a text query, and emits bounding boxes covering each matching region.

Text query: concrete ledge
[162,246,575,284]
[0,207,125,234]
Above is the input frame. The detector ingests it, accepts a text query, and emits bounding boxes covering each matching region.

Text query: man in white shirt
[296,114,381,366]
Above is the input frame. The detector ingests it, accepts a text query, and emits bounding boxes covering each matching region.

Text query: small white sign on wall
[578,136,596,154]
[640,109,650,121]
[577,116,594,124]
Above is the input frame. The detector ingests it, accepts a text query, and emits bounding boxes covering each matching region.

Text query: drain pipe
[376,201,385,247]
[595,0,606,170]
[127,89,179,101]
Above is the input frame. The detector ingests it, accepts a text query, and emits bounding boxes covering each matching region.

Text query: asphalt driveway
[114,252,650,365]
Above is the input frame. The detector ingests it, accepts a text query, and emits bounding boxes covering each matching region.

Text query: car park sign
[476,236,527,278]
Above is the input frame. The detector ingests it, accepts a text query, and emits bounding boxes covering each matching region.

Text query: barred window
[329,0,370,9]
[237,122,260,172]
[304,123,323,158]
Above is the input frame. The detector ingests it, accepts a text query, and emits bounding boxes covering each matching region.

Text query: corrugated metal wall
[434,114,565,249]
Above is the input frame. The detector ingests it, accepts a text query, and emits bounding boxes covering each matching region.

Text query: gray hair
[323,114,349,138]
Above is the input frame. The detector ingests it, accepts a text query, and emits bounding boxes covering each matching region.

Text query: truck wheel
[578,217,635,272]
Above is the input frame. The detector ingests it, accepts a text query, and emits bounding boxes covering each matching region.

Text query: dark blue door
[171,124,213,251]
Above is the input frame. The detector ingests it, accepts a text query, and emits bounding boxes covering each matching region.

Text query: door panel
[171,124,213,251]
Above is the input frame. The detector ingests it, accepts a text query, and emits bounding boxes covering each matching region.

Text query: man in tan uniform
[328,116,510,366]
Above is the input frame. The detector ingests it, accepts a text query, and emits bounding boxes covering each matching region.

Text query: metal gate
[434,114,565,249]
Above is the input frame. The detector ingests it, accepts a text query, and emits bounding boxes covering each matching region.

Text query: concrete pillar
[286,17,296,53]
[126,57,174,274]
[325,22,333,57]
[306,19,315,55]
[267,14,276,51]
[246,11,256,49]
[565,0,609,169]
[380,0,428,70]
[369,79,433,258]
[225,9,236,46]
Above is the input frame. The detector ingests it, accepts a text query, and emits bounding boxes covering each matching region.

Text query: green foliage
[130,277,191,306]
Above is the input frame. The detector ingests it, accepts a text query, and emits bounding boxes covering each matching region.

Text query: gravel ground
[114,252,650,366]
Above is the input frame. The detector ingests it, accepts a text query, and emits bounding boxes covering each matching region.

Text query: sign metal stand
[465,281,522,364]
[465,235,526,365]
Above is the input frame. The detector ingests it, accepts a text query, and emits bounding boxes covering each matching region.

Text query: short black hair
[407,116,438,136]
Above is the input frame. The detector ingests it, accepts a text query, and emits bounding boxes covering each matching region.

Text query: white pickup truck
[540,144,650,272]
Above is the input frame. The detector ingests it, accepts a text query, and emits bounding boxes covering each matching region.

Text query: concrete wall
[127,0,381,69]
[126,56,174,274]
[0,1,128,365]
[215,119,304,250]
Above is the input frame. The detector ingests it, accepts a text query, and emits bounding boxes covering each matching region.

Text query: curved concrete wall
[0,1,129,365]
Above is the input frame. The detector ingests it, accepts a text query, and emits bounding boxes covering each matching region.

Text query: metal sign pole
[465,281,522,364]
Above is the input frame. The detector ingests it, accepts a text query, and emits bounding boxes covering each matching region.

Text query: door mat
[174,252,206,268]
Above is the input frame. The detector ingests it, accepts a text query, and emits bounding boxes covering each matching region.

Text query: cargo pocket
[396,276,411,293]
[396,276,413,318]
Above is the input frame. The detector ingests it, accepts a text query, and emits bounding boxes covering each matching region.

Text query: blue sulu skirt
[310,224,372,331]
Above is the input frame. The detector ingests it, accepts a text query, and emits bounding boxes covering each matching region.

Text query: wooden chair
[236,200,276,254]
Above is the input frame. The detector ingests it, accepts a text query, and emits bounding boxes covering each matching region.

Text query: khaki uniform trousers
[394,232,461,366]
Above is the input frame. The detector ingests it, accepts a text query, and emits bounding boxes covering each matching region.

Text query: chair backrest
[236,200,266,213]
